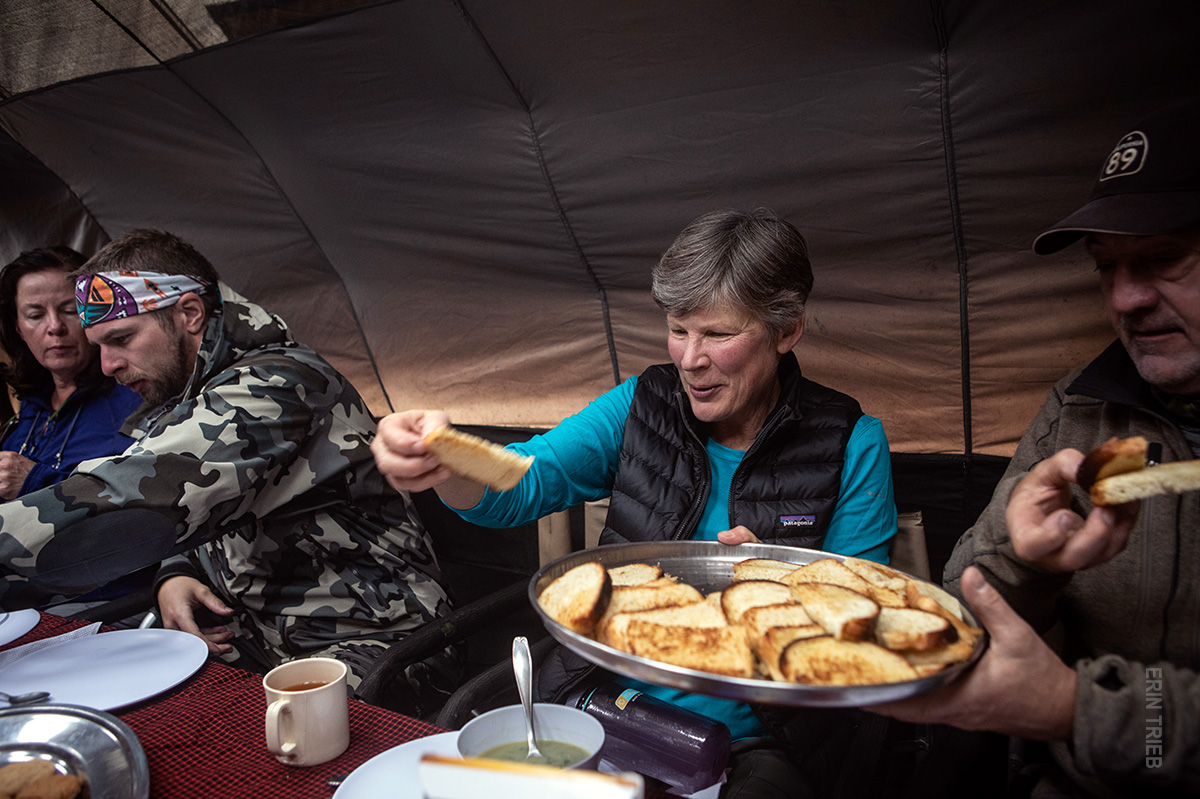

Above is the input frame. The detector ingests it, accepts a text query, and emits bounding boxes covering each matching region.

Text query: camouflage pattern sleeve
[0,343,356,606]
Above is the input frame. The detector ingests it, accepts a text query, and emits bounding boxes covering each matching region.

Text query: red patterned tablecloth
[3,614,444,799]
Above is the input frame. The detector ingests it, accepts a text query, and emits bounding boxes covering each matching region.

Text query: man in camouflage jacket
[0,229,457,713]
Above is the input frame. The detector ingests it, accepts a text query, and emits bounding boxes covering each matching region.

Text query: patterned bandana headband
[75,271,213,328]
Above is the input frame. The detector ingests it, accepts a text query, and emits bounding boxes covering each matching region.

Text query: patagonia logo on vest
[779,515,817,528]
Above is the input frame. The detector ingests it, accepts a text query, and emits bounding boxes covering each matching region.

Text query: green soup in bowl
[478,739,590,768]
[457,703,605,771]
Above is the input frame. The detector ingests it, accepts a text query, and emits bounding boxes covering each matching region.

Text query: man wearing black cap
[870,99,1200,796]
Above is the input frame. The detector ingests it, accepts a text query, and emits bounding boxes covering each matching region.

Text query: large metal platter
[529,541,987,708]
[0,703,149,799]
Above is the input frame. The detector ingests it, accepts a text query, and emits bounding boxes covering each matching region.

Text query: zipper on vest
[727,409,787,528]
[670,391,710,540]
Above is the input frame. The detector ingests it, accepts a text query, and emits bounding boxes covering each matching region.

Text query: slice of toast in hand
[1076,435,1148,490]
[423,425,534,491]
[1090,459,1200,505]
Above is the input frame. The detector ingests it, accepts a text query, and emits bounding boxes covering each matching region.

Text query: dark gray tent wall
[2,1,1198,578]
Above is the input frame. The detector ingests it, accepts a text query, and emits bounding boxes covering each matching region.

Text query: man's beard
[126,333,192,407]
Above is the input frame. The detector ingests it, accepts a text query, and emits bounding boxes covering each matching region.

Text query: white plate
[333,732,461,799]
[0,609,40,647]
[0,628,208,710]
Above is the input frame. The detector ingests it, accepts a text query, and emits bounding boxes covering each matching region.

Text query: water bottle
[566,683,731,792]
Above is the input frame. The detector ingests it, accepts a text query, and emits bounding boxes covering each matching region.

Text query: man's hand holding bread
[869,437,1172,738]
[1007,447,1140,572]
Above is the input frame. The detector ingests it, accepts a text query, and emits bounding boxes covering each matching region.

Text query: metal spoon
[512,636,544,762]
[0,690,49,705]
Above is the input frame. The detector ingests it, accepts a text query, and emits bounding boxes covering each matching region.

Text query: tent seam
[932,2,972,460]
[451,0,622,388]
[156,62,395,412]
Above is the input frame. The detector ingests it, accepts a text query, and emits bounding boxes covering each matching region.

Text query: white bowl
[457,703,604,771]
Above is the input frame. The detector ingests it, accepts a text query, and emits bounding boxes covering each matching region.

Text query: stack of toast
[536,556,982,687]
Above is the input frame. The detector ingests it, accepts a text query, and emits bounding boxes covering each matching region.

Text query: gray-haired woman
[373,208,898,795]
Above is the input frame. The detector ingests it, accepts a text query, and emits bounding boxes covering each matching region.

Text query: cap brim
[1033,191,1200,255]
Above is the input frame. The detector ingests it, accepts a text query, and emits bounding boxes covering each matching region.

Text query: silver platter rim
[0,702,150,799]
[528,541,986,708]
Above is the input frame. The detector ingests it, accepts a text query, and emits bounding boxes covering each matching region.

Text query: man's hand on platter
[1008,448,1139,572]
[866,567,1076,741]
[157,575,236,656]
[371,410,453,493]
[0,451,35,501]
[717,526,761,545]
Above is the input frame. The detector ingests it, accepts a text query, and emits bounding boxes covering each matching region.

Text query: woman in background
[0,246,142,498]
[0,246,146,618]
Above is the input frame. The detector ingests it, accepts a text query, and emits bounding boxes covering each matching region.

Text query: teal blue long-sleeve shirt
[455,375,897,560]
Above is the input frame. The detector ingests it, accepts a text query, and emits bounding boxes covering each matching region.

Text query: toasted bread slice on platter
[783,558,873,594]
[873,607,952,651]
[904,580,965,621]
[720,580,798,625]
[780,636,918,685]
[537,562,611,636]
[607,563,664,587]
[753,624,828,681]
[732,557,799,583]
[593,582,704,646]
[740,602,815,638]
[901,637,978,676]
[605,600,727,652]
[788,582,880,642]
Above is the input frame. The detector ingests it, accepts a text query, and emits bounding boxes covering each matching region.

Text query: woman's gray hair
[651,208,813,337]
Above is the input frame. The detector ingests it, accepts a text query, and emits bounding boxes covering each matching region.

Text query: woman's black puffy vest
[602,352,861,548]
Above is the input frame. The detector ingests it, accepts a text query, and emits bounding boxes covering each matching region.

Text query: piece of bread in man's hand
[423,425,534,491]
[1076,436,1147,490]
[1078,435,1200,505]
[1091,460,1200,505]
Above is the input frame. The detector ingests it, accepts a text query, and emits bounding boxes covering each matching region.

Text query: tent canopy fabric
[2,0,1197,460]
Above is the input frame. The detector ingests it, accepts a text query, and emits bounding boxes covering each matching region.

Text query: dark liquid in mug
[281,680,329,692]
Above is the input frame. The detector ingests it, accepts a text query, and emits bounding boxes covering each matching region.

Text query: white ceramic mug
[263,657,350,766]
